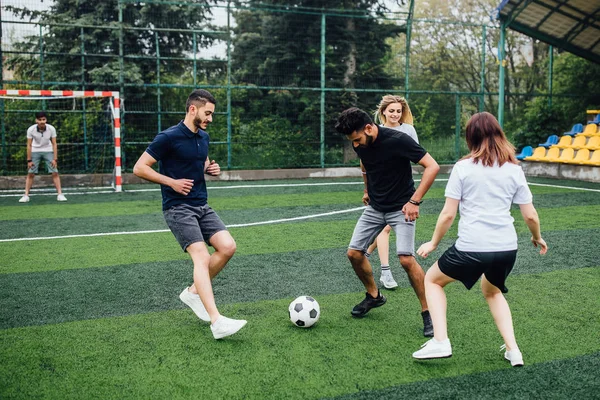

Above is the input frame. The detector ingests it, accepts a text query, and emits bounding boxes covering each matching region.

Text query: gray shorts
[349,206,416,256]
[29,152,58,174]
[163,203,227,252]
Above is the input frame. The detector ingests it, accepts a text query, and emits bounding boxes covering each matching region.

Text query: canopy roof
[494,0,600,64]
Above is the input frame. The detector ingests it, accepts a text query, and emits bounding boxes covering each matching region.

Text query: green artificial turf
[1,228,599,329]
[3,199,600,274]
[1,176,599,399]
[1,267,599,399]
[330,352,600,399]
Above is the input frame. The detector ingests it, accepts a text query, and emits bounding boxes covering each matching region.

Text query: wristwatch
[27,159,32,162]
[408,199,423,206]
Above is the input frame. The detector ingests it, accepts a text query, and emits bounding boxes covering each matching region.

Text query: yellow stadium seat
[552,148,574,163]
[580,124,599,137]
[539,147,560,162]
[567,135,587,149]
[582,150,600,166]
[584,136,600,150]
[551,135,572,149]
[564,149,589,165]
[524,146,547,161]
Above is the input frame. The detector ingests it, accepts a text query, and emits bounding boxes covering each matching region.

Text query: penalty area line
[0,206,366,243]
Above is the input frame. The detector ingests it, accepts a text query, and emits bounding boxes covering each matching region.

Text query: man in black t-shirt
[335,107,440,337]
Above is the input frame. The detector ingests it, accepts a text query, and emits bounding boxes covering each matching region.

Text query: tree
[5,0,220,88]
[230,0,407,165]
[397,0,552,139]
[512,53,600,150]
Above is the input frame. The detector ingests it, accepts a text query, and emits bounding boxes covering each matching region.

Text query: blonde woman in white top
[412,112,547,366]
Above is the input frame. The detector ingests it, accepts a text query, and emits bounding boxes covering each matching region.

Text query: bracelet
[408,199,423,206]
[27,159,32,162]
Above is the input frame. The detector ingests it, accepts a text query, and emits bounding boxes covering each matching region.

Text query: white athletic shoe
[179,287,210,322]
[18,195,30,203]
[57,194,67,201]
[412,338,452,359]
[501,344,524,367]
[379,273,398,289]
[210,316,247,339]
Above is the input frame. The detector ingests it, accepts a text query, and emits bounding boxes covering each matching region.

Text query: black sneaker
[351,292,387,317]
[422,310,434,337]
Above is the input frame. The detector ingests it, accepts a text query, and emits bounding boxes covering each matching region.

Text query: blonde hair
[463,112,517,167]
[374,94,414,125]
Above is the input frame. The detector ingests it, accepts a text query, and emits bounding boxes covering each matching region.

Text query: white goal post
[0,89,123,192]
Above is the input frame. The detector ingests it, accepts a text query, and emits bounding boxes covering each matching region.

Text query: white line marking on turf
[527,182,600,193]
[2,179,598,197]
[0,186,113,193]
[0,206,366,243]
[0,179,449,197]
[0,191,115,197]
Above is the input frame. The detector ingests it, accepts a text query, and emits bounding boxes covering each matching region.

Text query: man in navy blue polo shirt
[133,89,247,340]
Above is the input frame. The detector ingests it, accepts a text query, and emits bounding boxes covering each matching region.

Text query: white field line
[0,179,446,197]
[0,206,366,243]
[1,186,113,193]
[527,182,600,193]
[2,178,599,197]
[1,178,597,243]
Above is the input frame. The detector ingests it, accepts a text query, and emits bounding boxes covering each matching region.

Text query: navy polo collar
[177,120,207,138]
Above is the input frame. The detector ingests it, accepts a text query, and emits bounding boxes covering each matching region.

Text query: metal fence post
[320,12,326,168]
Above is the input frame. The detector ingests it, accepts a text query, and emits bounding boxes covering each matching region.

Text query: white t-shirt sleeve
[402,124,419,144]
[445,163,462,200]
[26,125,34,139]
[512,166,533,204]
[48,125,57,138]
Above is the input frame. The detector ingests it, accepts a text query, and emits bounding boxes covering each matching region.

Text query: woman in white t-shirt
[411,112,547,366]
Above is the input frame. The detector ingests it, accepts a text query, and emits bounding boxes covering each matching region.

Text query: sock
[365,251,371,258]
[381,265,390,275]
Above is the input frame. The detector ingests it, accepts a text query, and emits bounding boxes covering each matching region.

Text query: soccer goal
[0,90,123,192]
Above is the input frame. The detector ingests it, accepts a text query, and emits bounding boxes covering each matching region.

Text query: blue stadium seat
[539,134,559,148]
[516,146,533,160]
[589,114,600,124]
[564,123,584,136]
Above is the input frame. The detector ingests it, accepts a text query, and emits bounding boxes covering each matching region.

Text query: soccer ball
[288,296,320,328]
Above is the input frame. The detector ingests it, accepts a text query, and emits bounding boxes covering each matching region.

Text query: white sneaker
[57,194,67,201]
[413,338,452,359]
[179,287,210,322]
[380,273,398,289]
[210,316,247,339]
[501,344,524,367]
[18,195,30,203]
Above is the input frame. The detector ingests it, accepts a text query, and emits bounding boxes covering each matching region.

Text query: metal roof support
[498,22,507,128]
[504,0,535,27]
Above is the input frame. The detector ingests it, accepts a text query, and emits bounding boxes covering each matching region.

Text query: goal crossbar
[0,89,123,192]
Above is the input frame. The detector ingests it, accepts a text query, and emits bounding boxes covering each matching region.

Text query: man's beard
[193,115,206,130]
[359,135,373,148]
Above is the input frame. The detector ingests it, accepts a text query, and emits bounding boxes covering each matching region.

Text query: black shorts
[438,244,517,293]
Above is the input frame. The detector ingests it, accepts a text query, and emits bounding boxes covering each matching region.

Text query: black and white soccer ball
[288,296,320,328]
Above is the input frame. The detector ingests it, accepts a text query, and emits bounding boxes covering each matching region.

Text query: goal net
[0,90,122,192]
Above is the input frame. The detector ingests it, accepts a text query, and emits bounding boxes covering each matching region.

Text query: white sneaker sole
[413,351,452,360]
[504,353,524,367]
[379,278,398,289]
[212,320,247,339]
